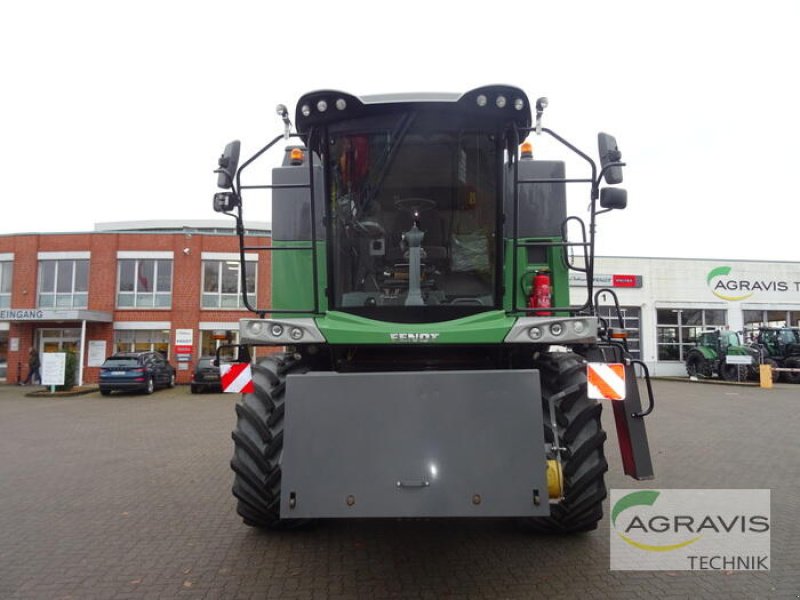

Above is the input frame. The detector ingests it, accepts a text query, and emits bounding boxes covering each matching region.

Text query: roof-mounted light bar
[294,85,532,133]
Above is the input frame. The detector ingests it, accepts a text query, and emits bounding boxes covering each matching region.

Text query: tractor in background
[685,329,757,381]
[751,327,800,383]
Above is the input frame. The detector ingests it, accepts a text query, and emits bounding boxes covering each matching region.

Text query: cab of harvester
[213,85,654,532]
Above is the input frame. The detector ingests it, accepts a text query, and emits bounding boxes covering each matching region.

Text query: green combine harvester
[212,85,655,533]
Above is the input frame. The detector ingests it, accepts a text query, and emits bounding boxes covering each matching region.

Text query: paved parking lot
[0,380,798,599]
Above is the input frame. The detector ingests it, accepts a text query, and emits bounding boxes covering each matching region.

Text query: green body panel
[316,310,517,345]
[694,346,719,360]
[268,236,573,342]
[271,241,328,317]
[694,331,750,360]
[726,346,749,356]
[269,236,575,343]
[502,238,569,314]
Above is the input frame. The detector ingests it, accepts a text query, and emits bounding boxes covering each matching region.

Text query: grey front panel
[281,370,549,518]
[505,160,567,238]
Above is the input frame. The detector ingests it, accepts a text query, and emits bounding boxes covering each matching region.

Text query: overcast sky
[2,1,798,261]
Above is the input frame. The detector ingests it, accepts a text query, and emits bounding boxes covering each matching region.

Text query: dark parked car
[99,352,176,396]
[190,356,222,393]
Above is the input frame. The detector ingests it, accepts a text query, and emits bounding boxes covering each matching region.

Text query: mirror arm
[235,133,287,196]
[596,161,626,188]
[224,131,302,318]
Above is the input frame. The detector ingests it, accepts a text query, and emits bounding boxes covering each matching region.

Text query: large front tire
[720,362,747,382]
[520,352,608,533]
[230,353,310,529]
[783,358,800,384]
[686,352,711,378]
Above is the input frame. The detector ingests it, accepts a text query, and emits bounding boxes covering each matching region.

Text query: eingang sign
[0,308,113,323]
[0,309,46,320]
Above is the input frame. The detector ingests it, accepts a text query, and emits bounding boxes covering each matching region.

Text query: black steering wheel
[394,197,436,213]
[352,220,385,238]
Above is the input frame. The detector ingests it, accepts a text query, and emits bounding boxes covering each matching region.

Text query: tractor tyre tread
[230,352,311,530]
[783,358,800,384]
[686,352,710,379]
[519,352,608,534]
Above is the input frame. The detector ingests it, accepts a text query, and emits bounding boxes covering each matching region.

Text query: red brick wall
[1,231,271,385]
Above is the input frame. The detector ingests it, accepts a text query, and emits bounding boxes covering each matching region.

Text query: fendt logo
[610,489,770,571]
[389,333,440,343]
[707,266,793,301]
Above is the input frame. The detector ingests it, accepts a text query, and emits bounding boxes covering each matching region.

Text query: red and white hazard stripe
[220,363,255,394]
[586,363,626,400]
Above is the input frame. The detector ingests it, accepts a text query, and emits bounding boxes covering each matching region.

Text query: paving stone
[0,381,797,598]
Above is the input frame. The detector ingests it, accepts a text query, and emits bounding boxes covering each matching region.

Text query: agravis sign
[707,266,800,301]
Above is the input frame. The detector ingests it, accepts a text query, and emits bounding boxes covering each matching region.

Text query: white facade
[573,257,800,376]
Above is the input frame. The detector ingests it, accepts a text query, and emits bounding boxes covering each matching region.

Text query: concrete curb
[21,385,100,398]
[652,376,756,386]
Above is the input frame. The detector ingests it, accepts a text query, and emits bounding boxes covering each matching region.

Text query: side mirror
[215,140,241,189]
[598,133,623,185]
[213,191,240,213]
[600,187,627,210]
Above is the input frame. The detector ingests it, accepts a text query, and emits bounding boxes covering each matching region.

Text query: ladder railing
[222,132,322,318]
[509,125,598,316]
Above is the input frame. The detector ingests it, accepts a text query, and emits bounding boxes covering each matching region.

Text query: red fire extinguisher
[529,270,552,316]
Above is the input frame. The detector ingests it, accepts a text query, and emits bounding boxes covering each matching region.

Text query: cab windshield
[326,112,500,321]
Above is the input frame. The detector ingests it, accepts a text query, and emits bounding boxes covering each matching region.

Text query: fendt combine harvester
[212,85,655,533]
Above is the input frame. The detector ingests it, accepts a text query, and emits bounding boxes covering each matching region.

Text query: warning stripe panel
[587,363,626,400]
[221,363,255,394]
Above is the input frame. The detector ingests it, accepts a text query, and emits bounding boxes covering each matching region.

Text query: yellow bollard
[759,364,773,389]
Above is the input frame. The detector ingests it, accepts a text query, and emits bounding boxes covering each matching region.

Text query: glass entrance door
[38,328,81,382]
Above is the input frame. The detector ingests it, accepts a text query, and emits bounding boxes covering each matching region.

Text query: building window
[597,306,641,360]
[743,310,800,343]
[113,330,170,356]
[656,308,726,361]
[201,260,256,309]
[38,260,88,308]
[118,259,173,308]
[0,261,12,308]
[200,329,238,359]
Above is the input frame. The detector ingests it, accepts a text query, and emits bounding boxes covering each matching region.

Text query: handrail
[510,125,599,315]
[221,132,321,318]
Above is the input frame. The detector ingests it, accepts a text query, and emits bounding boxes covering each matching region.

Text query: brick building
[0,221,270,385]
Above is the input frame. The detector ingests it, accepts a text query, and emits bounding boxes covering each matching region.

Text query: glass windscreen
[327,113,499,318]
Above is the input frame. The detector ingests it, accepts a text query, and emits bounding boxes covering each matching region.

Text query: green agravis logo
[612,491,702,552]
[707,266,754,301]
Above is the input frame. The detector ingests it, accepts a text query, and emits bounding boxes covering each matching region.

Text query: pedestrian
[21,347,41,385]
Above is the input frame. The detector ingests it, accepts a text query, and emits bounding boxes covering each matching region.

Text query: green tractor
[212,85,654,533]
[752,327,800,384]
[685,329,756,381]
